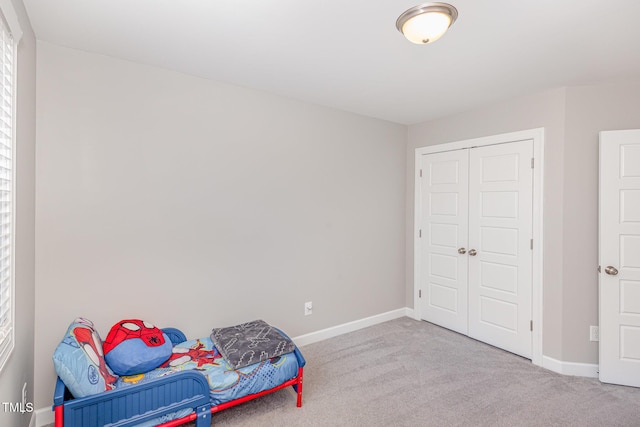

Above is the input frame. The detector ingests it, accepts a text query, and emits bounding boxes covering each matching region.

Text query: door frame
[413,128,545,367]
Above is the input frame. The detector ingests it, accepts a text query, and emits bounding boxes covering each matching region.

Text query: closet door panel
[468,141,533,358]
[418,150,469,334]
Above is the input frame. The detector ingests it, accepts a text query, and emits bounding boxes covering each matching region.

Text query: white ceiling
[22,0,640,124]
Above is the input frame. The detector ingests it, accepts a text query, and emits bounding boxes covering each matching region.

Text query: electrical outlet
[590,326,599,342]
[304,301,313,316]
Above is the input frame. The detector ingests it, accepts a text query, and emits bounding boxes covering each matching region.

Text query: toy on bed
[52,318,305,427]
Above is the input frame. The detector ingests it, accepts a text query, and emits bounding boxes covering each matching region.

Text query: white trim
[542,355,599,378]
[405,307,415,320]
[414,128,545,367]
[292,308,410,347]
[0,0,22,42]
[531,128,544,367]
[33,407,52,427]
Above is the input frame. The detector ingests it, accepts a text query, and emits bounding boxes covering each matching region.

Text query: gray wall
[0,0,36,426]
[33,42,407,408]
[407,78,640,365]
[561,79,640,362]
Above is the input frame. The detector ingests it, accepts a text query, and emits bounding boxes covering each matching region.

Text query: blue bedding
[115,337,300,405]
[53,326,305,427]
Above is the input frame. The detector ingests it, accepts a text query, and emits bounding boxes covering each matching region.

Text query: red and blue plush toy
[103,319,173,376]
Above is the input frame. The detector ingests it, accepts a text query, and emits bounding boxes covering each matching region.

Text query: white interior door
[418,150,469,335]
[599,129,640,387]
[467,141,533,359]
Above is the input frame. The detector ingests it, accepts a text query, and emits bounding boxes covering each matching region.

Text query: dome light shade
[396,3,458,44]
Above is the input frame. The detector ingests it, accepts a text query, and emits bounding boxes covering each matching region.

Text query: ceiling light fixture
[396,2,458,45]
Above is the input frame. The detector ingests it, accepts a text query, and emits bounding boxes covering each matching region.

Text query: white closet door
[599,130,640,387]
[418,150,469,335]
[467,140,533,359]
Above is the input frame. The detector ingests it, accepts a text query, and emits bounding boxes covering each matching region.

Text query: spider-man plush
[103,319,173,375]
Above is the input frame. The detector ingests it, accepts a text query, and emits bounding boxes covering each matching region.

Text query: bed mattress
[115,336,300,405]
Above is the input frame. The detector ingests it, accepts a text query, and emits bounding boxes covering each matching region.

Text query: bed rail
[53,371,211,427]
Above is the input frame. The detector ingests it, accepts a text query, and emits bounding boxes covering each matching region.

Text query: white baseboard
[34,406,53,427]
[405,307,415,320]
[292,307,411,347]
[542,355,599,378]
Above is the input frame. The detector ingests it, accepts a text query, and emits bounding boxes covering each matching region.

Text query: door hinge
[419,169,423,178]
[531,158,534,169]
[419,289,422,298]
[419,229,422,238]
[530,239,533,250]
[530,320,533,332]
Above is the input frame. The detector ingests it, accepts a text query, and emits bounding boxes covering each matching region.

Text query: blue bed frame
[53,328,306,427]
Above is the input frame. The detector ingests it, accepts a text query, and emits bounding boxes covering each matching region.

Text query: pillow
[103,319,173,375]
[52,317,118,398]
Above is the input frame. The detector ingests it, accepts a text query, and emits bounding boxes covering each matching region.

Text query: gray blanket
[210,320,296,369]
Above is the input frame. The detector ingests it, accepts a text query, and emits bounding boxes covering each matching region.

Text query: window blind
[0,11,14,369]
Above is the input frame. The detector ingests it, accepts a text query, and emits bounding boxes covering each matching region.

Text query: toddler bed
[52,319,305,427]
